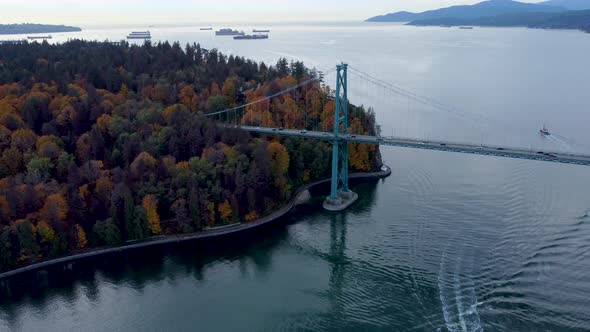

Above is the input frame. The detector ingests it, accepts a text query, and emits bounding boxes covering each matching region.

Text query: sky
[0,0,546,26]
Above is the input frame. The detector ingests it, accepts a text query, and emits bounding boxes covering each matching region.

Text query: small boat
[459,26,474,30]
[540,124,550,136]
[253,29,270,33]
[27,35,52,40]
[200,27,213,31]
[234,34,268,40]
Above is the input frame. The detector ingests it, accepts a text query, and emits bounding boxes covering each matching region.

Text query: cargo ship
[459,26,474,29]
[253,29,270,33]
[127,31,151,39]
[215,28,245,36]
[234,34,269,40]
[200,27,213,31]
[27,35,52,40]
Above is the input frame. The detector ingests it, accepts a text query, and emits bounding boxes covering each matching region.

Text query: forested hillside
[0,23,81,35]
[0,40,380,271]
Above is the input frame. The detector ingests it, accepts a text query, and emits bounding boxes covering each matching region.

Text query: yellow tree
[218,200,232,223]
[178,85,195,109]
[143,195,161,235]
[119,83,129,98]
[221,78,237,104]
[95,114,112,136]
[267,142,290,175]
[207,202,215,226]
[349,143,370,171]
[75,224,88,249]
[37,221,56,245]
[245,211,258,222]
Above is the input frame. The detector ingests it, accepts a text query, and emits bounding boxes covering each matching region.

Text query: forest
[0,40,381,272]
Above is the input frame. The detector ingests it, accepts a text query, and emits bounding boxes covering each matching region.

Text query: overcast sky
[1,0,546,26]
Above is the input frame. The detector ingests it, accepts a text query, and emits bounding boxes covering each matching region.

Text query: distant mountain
[409,9,590,33]
[0,24,81,35]
[366,0,566,22]
[542,0,590,10]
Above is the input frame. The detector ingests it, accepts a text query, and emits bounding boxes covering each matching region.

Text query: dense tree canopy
[0,40,381,272]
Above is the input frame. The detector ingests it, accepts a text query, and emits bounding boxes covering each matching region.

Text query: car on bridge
[301,130,307,134]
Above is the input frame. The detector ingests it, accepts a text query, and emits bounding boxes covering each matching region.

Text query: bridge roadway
[240,126,590,166]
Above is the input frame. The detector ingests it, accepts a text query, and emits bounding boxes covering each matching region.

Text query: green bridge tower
[323,63,358,211]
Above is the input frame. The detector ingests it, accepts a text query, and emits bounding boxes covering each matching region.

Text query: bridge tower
[323,63,358,211]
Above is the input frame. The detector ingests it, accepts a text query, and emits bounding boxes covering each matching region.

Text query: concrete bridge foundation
[323,190,358,212]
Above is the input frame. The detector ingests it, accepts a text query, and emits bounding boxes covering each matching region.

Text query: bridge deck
[240,126,590,166]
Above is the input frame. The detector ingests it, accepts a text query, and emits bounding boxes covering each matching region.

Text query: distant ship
[215,28,245,36]
[127,31,151,39]
[200,27,213,31]
[459,26,474,30]
[540,124,550,136]
[253,29,270,33]
[27,35,52,40]
[234,34,269,40]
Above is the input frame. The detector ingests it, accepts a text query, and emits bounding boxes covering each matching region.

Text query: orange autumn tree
[143,195,161,235]
[242,96,274,127]
[348,118,371,171]
[40,193,69,225]
[320,100,336,131]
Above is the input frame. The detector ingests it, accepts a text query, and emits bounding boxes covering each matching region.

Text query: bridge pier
[324,63,358,211]
[323,190,358,211]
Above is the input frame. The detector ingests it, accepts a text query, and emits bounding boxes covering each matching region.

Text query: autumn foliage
[0,40,380,272]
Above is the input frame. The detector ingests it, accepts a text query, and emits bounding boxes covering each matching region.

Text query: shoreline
[0,166,391,281]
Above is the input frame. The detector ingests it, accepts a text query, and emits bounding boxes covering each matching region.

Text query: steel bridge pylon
[323,63,358,211]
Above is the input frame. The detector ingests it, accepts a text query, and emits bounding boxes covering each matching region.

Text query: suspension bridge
[206,63,590,211]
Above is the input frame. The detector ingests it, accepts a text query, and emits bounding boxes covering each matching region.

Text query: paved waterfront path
[0,167,391,280]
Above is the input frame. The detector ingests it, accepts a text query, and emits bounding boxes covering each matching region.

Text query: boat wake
[439,245,483,332]
[551,133,590,153]
[545,134,572,152]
